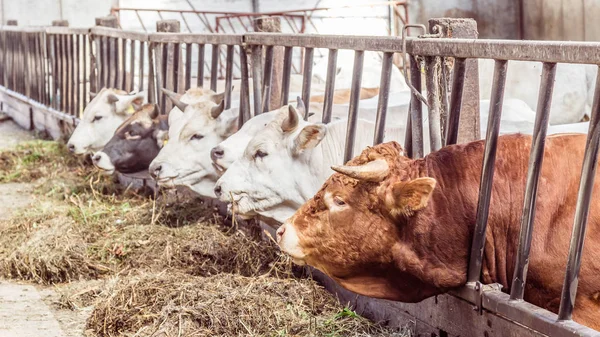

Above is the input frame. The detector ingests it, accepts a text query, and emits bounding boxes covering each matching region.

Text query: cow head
[149,89,238,197]
[92,104,167,174]
[67,88,145,155]
[276,142,441,301]
[214,98,327,222]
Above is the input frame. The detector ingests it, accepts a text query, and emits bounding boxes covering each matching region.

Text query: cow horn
[282,104,299,132]
[211,91,226,104]
[89,91,97,99]
[106,93,119,104]
[211,100,225,119]
[161,88,188,112]
[331,159,389,182]
[296,96,307,119]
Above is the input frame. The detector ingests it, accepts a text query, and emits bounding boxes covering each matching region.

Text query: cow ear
[115,91,146,115]
[388,177,436,217]
[293,124,327,155]
[220,115,239,137]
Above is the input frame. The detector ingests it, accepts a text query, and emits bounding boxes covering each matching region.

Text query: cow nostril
[276,226,285,242]
[211,147,224,161]
[67,143,75,152]
[214,184,222,197]
[151,165,162,178]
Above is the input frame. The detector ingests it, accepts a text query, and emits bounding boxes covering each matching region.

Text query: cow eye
[93,115,103,122]
[254,150,268,159]
[125,131,141,140]
[191,134,204,141]
[333,196,346,206]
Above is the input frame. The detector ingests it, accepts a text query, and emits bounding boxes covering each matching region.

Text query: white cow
[478,59,593,125]
[67,89,145,155]
[213,105,406,223]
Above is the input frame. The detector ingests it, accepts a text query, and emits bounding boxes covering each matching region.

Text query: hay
[85,271,407,337]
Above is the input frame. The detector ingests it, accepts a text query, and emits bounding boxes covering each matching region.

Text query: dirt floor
[0,117,82,337]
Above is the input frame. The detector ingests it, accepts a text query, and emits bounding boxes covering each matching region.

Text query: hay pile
[0,141,409,336]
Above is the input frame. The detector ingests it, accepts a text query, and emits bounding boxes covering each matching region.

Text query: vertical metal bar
[197,44,205,88]
[160,42,168,111]
[558,66,600,321]
[51,35,58,108]
[251,44,263,115]
[280,46,293,106]
[109,37,117,88]
[59,34,66,111]
[404,105,413,158]
[224,44,234,109]
[82,34,88,106]
[239,44,251,125]
[74,34,81,115]
[210,44,218,91]
[466,59,509,284]
[301,47,314,119]
[22,33,31,99]
[510,62,557,301]
[184,43,192,90]
[147,42,156,104]
[321,48,338,124]
[121,38,127,91]
[373,52,393,145]
[446,58,467,146]
[165,43,175,113]
[425,56,443,152]
[409,55,424,158]
[262,45,274,113]
[175,43,184,93]
[102,36,108,88]
[343,50,364,163]
[116,38,123,90]
[129,39,135,93]
[69,34,75,115]
[138,41,145,93]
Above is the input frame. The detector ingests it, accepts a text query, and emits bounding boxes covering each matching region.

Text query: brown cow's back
[422,133,599,325]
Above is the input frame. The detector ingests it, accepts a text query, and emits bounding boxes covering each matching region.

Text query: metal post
[425,56,443,152]
[429,18,480,144]
[239,45,251,125]
[256,17,282,111]
[374,51,393,145]
[322,48,338,124]
[156,20,180,113]
[210,44,218,91]
[446,58,467,146]
[223,44,234,109]
[52,20,69,27]
[301,47,314,119]
[97,16,118,29]
[262,45,274,112]
[510,62,556,301]
[409,55,423,158]
[251,44,263,115]
[558,66,600,321]
[343,50,364,163]
[466,59,508,284]
[280,46,293,106]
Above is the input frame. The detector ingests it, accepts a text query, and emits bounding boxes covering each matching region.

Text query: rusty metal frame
[1,23,600,337]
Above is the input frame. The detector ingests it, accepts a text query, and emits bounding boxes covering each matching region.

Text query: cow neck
[392,147,486,293]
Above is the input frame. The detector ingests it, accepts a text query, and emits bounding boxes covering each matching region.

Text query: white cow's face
[149,97,238,197]
[211,110,279,174]
[214,104,327,223]
[67,89,145,155]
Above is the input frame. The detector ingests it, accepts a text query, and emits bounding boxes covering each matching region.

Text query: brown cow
[276,134,600,330]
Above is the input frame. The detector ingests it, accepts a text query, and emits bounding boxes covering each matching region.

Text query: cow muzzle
[276,221,306,264]
[92,151,115,174]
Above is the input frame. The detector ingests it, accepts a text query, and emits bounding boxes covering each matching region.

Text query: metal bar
[74,34,80,116]
[445,58,466,146]
[134,10,147,32]
[343,50,364,163]
[466,59,509,284]
[101,36,108,88]
[51,35,58,109]
[116,38,123,90]
[160,42,168,111]
[404,103,413,158]
[174,42,182,93]
[121,38,127,91]
[109,37,117,88]
[147,42,156,104]
[280,46,293,106]
[197,44,205,88]
[22,33,31,99]
[69,34,75,115]
[83,34,87,106]
[510,62,557,301]
[251,44,263,115]
[165,43,175,113]
[409,55,424,158]
[184,43,192,90]
[224,44,234,109]
[44,33,50,105]
[262,45,274,113]
[59,34,66,111]
[374,52,393,145]
[558,66,600,321]
[321,48,338,124]
[129,39,136,93]
[425,56,443,152]
[301,47,314,119]
[239,44,251,124]
[210,44,218,91]
[138,40,145,92]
